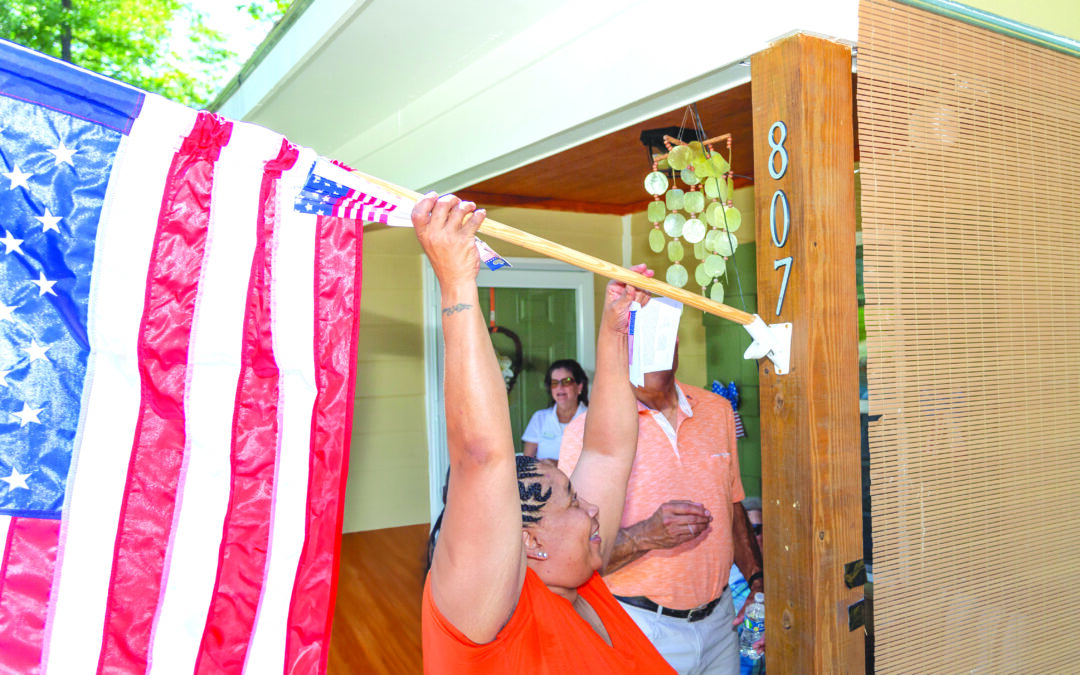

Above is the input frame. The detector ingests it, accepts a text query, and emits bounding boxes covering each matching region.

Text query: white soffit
[220,0,858,191]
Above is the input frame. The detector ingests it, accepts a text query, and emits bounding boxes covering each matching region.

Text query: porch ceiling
[458,77,859,216]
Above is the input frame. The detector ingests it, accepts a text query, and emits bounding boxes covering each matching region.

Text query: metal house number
[768,121,793,317]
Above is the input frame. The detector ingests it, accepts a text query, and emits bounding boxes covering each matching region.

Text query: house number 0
[768,121,793,316]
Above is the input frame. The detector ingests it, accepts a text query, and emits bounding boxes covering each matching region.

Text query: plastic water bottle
[739,592,765,660]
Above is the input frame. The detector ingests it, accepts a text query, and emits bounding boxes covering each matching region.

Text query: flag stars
[24,340,50,363]
[35,208,63,233]
[3,165,31,190]
[31,271,57,296]
[11,402,43,427]
[0,370,9,386]
[0,301,16,322]
[1,467,31,491]
[48,141,77,167]
[0,231,23,255]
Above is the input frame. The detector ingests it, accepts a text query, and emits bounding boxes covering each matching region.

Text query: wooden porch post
[751,34,864,672]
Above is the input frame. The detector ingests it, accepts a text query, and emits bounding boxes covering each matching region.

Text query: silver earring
[538,551,548,559]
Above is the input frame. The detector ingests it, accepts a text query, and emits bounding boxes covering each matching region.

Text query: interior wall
[345,227,430,533]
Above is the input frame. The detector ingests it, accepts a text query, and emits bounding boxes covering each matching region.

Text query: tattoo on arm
[604,527,649,575]
[442,303,473,317]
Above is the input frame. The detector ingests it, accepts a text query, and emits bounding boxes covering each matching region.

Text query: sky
[169,1,280,101]
[185,0,270,61]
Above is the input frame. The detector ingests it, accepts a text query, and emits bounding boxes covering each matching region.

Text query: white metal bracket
[742,315,792,375]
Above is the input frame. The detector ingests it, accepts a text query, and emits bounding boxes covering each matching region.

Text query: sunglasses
[549,376,577,388]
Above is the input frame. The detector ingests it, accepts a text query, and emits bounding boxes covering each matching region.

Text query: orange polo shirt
[559,381,743,610]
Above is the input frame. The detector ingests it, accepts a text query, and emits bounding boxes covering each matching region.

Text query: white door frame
[422,257,596,527]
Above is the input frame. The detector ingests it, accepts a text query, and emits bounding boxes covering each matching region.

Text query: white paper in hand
[628,297,683,386]
[628,302,643,387]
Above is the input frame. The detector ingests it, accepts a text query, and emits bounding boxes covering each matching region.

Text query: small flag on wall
[0,39,377,674]
[712,380,747,439]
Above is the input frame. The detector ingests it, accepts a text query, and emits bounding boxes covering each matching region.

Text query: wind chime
[642,108,742,302]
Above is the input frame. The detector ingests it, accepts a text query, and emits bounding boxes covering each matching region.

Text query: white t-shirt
[521,402,587,461]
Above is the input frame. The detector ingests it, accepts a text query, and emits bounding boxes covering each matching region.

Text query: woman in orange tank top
[412,194,673,674]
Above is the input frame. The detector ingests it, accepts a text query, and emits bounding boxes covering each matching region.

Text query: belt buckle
[686,598,716,623]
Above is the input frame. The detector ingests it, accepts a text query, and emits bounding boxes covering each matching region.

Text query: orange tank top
[422,568,674,673]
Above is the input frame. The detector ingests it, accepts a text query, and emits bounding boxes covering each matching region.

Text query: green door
[479,286,579,454]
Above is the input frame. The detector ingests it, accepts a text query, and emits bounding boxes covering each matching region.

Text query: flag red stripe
[0,521,12,599]
[97,112,233,674]
[0,518,60,675]
[194,139,299,673]
[283,214,362,674]
[333,191,392,217]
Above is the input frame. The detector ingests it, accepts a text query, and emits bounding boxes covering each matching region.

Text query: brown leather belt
[614,589,726,623]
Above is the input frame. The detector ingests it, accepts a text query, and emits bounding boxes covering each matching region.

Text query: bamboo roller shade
[857,1,1080,672]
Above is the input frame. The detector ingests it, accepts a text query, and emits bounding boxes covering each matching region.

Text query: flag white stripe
[147,122,286,674]
[44,94,199,675]
[0,516,10,560]
[375,210,413,227]
[243,148,319,674]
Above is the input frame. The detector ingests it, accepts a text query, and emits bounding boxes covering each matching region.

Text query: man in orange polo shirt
[560,352,763,674]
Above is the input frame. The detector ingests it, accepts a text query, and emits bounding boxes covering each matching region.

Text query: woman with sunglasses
[522,360,589,460]
[414,193,673,673]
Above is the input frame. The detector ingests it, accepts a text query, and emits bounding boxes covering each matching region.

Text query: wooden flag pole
[351,170,756,326]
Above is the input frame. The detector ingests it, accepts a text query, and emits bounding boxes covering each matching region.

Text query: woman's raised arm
[569,267,651,569]
[415,194,525,644]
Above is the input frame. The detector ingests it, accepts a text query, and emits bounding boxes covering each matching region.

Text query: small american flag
[294,159,409,224]
[712,380,747,439]
[0,39,381,673]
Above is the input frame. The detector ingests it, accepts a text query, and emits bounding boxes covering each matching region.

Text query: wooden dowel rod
[351,170,756,326]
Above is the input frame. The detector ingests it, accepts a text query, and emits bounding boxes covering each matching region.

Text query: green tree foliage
[0,1,289,108]
[239,0,291,23]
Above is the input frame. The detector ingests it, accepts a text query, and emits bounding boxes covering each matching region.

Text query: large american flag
[0,39,391,673]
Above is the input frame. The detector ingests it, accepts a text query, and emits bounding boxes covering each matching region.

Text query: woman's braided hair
[425,455,555,572]
[516,455,552,525]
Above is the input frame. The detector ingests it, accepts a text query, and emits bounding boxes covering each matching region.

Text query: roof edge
[206,0,317,112]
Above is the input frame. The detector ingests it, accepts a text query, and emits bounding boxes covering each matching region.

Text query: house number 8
[768,121,789,180]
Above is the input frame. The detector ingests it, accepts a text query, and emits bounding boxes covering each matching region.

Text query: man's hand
[636,500,713,550]
[605,500,713,574]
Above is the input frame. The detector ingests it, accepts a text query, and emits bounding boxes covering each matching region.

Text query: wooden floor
[328,524,429,674]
